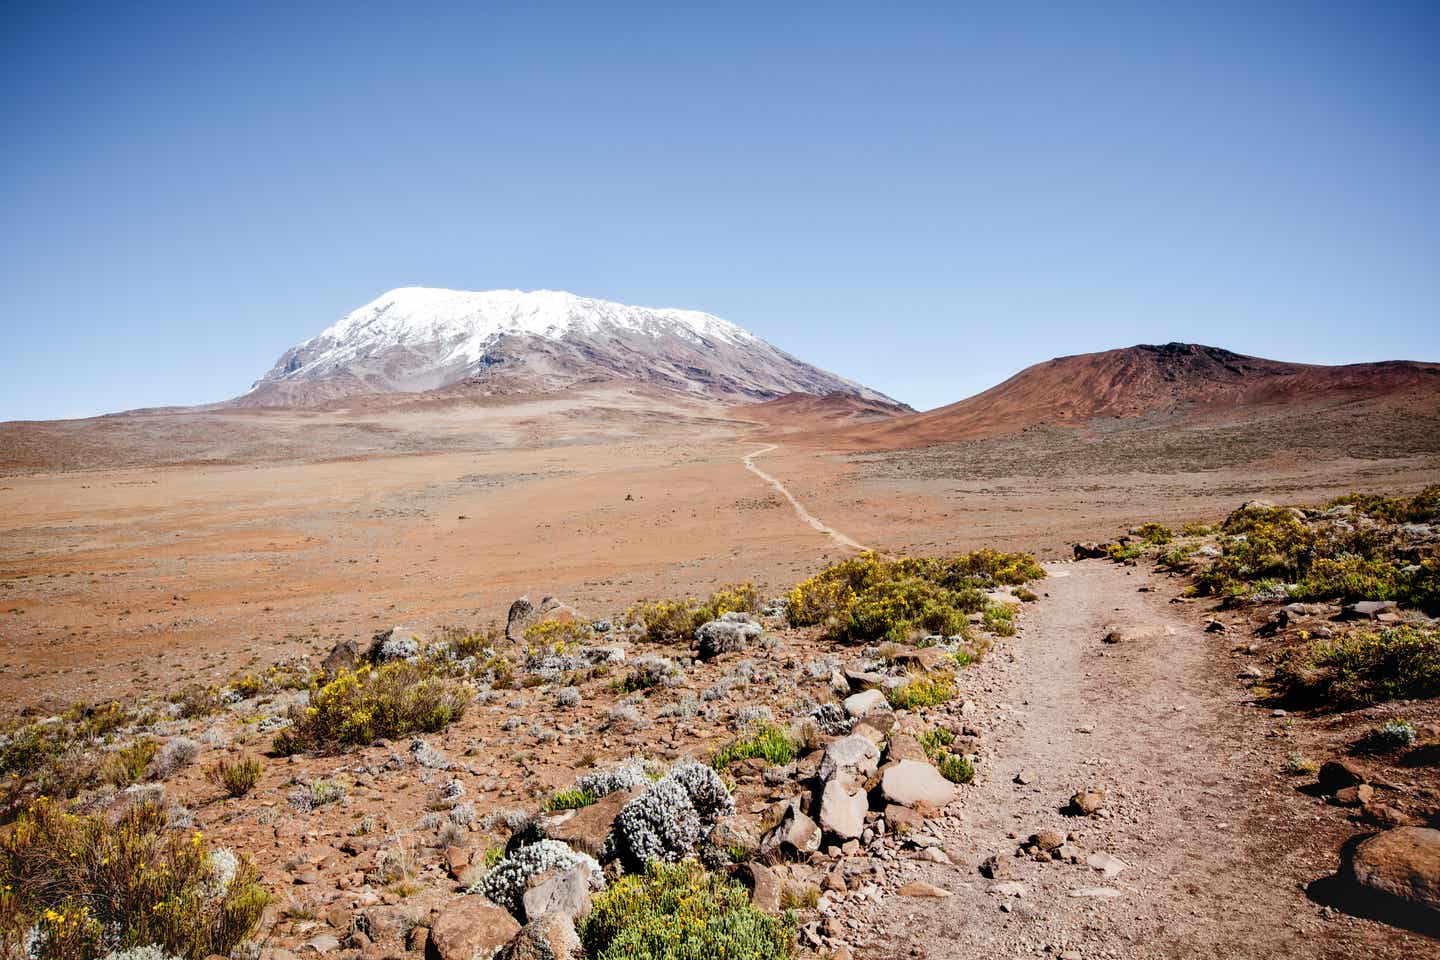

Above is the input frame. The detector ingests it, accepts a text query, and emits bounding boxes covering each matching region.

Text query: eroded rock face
[427,897,520,960]
[1344,826,1440,917]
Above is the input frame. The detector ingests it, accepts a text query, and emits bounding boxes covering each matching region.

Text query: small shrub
[617,656,682,693]
[0,799,267,960]
[916,727,955,758]
[1136,523,1174,546]
[273,662,472,754]
[472,840,602,915]
[1275,625,1440,707]
[626,584,763,644]
[981,604,1016,637]
[934,752,974,784]
[1106,542,1143,563]
[711,725,798,771]
[1282,753,1320,776]
[1180,522,1214,537]
[1358,720,1417,753]
[579,861,793,960]
[544,787,597,812]
[205,757,263,798]
[148,738,201,780]
[96,740,158,788]
[886,673,956,710]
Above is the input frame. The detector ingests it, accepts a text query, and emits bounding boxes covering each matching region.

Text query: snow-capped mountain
[238,287,898,407]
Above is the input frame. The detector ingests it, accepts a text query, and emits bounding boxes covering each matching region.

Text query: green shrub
[1328,485,1440,523]
[786,551,1040,645]
[916,727,955,757]
[885,673,956,710]
[982,603,1016,636]
[96,739,158,788]
[0,799,267,960]
[273,662,472,754]
[579,861,793,960]
[1106,542,1143,562]
[544,787,597,812]
[934,752,975,784]
[626,583,762,643]
[1180,522,1214,537]
[1293,555,1400,603]
[206,756,263,798]
[711,725,799,771]
[1136,523,1174,546]
[1275,625,1440,706]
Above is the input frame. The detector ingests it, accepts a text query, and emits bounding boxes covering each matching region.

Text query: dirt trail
[842,560,1431,960]
[742,443,868,551]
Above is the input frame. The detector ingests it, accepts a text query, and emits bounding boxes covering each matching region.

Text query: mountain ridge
[236,287,896,408]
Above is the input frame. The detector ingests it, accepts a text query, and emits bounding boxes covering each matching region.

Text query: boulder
[897,880,951,898]
[1343,827,1440,917]
[505,597,536,641]
[427,897,520,960]
[1341,600,1399,621]
[979,854,1015,880]
[890,647,948,673]
[1318,760,1368,795]
[818,735,880,787]
[880,760,957,809]
[321,639,362,678]
[540,789,638,858]
[521,866,594,923]
[817,779,867,840]
[883,804,926,835]
[884,733,928,765]
[1069,790,1106,815]
[843,689,890,720]
[497,913,582,960]
[760,801,821,861]
[695,614,763,660]
[850,714,895,743]
[735,862,782,912]
[1073,542,1110,560]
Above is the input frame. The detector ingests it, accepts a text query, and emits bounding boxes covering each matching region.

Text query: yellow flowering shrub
[272,661,472,754]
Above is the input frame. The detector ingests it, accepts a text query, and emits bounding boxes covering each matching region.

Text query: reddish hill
[830,343,1440,450]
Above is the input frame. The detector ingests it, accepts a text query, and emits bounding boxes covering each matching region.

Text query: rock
[1068,887,1124,899]
[427,897,520,960]
[1342,600,1399,621]
[1014,770,1036,785]
[896,880,951,898]
[322,639,362,678]
[1086,852,1129,879]
[1343,827,1440,917]
[1332,784,1375,807]
[980,854,1015,880]
[883,804,926,835]
[736,862,782,911]
[695,614,763,660]
[880,760,957,809]
[818,780,868,840]
[819,735,881,787]
[1318,760,1368,795]
[1068,790,1106,815]
[506,597,536,641]
[843,689,890,720]
[521,866,594,923]
[1204,619,1225,633]
[301,935,341,955]
[761,801,822,861]
[541,789,638,858]
[369,626,423,663]
[890,647,948,673]
[822,866,848,892]
[920,846,951,864]
[989,881,1026,898]
[850,714,895,743]
[497,913,582,960]
[1101,630,1124,644]
[1032,830,1065,852]
[883,733,929,764]
[1073,542,1110,559]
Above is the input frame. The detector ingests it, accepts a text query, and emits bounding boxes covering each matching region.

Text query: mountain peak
[237,288,887,408]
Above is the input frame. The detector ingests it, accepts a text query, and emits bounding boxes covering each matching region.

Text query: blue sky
[2,1,1437,420]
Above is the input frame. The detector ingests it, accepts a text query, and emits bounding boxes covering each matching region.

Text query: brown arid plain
[2,355,1440,960]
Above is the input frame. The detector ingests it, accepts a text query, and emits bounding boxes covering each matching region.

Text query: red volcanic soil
[824,343,1440,450]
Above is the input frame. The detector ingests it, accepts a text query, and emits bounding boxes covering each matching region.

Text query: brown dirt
[835,559,1436,958]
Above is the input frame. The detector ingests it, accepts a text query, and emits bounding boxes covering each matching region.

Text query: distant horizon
[3,3,1437,420]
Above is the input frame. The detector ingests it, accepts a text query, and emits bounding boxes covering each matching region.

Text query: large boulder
[321,639,362,678]
[427,897,520,960]
[880,760,958,809]
[817,779,867,840]
[843,689,890,720]
[506,597,536,641]
[540,788,639,859]
[818,734,880,787]
[760,800,821,862]
[1343,827,1440,917]
[521,866,594,923]
[695,614,763,661]
[497,913,582,960]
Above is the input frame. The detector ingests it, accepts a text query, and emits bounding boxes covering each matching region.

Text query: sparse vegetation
[1136,522,1174,545]
[544,786,597,811]
[1274,624,1440,707]
[0,799,267,960]
[626,583,763,643]
[786,551,1043,645]
[917,727,973,783]
[579,861,793,960]
[1357,719,1417,753]
[982,603,1016,637]
[885,673,957,710]
[271,662,472,754]
[205,756,263,798]
[711,724,799,771]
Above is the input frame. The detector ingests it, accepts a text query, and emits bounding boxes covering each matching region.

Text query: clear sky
[2,1,1437,421]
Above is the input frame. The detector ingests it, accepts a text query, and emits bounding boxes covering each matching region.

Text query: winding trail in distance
[742,444,869,551]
